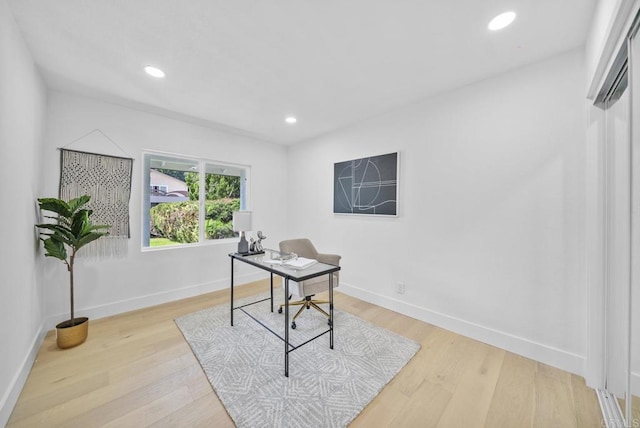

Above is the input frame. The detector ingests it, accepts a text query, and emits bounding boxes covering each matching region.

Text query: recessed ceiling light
[285,116,297,124]
[144,65,166,78]
[488,11,516,31]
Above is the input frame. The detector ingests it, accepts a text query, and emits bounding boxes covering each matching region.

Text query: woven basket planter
[56,317,89,349]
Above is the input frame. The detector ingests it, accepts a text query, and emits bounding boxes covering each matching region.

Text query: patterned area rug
[175,291,420,428]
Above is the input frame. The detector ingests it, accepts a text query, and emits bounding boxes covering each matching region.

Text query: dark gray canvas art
[333,152,398,215]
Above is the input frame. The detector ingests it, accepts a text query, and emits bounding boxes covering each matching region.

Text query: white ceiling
[8,0,596,145]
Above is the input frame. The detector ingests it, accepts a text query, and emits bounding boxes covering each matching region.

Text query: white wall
[0,0,48,425]
[40,91,289,327]
[287,49,587,375]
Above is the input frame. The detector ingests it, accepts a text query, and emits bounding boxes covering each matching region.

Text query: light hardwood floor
[7,279,612,427]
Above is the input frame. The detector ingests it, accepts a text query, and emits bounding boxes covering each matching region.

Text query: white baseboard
[339,282,586,377]
[0,322,48,428]
[46,271,268,329]
[633,371,640,397]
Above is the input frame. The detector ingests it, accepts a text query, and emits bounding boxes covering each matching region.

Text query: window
[143,152,249,248]
[150,184,169,194]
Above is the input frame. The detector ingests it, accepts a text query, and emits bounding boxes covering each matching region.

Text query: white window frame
[142,150,250,250]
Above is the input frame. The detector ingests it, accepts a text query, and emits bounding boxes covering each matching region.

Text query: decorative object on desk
[175,290,420,428]
[232,210,252,254]
[248,231,266,253]
[35,195,111,348]
[334,151,399,216]
[255,230,267,251]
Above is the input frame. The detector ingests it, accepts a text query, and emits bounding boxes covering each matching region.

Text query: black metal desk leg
[284,277,289,377]
[329,272,334,349]
[230,257,234,327]
[270,273,274,312]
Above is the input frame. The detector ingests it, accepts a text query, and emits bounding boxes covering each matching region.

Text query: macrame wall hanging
[59,130,133,258]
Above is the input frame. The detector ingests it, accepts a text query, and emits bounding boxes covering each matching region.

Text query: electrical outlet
[396,282,405,294]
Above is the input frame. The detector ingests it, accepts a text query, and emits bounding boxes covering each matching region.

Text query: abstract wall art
[333,152,398,216]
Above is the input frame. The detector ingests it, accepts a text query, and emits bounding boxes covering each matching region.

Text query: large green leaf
[35,222,72,234]
[67,195,90,214]
[70,209,90,238]
[35,223,74,243]
[49,232,74,249]
[37,198,72,218]
[76,232,109,250]
[42,237,67,261]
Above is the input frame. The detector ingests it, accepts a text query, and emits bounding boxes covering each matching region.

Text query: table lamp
[232,211,252,254]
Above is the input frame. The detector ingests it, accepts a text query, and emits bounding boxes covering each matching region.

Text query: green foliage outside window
[207,174,241,199]
[150,198,240,243]
[150,201,199,243]
[185,172,240,201]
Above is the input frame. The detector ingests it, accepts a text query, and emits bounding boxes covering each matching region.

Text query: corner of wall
[0,323,48,427]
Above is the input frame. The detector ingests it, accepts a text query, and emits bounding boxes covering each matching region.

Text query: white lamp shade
[232,211,252,232]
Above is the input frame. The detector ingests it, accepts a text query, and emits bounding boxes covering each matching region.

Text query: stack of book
[263,256,317,269]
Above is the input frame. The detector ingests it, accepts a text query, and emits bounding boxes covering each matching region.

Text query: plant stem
[69,250,75,326]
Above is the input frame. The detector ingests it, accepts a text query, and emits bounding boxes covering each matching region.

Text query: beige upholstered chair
[278,238,341,329]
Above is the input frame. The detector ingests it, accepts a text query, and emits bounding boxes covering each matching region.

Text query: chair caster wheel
[278,307,282,314]
[291,322,297,329]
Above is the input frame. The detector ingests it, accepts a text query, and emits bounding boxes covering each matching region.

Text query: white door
[604,79,630,400]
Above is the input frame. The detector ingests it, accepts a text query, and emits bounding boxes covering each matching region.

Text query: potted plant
[36,195,110,349]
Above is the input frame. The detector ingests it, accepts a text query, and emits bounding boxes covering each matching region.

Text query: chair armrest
[317,253,341,266]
